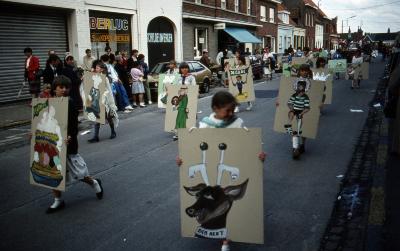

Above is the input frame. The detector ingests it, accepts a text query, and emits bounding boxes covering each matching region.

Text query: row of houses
[0,0,338,103]
[182,0,339,61]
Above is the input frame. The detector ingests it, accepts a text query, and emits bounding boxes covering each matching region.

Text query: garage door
[0,3,69,103]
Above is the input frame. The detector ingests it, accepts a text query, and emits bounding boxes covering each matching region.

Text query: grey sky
[317,0,400,33]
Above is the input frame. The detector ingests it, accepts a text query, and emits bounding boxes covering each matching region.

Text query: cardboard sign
[227,64,255,103]
[164,84,199,132]
[328,59,347,73]
[82,72,106,124]
[274,77,324,139]
[30,98,68,191]
[292,57,316,68]
[282,63,291,77]
[313,68,333,105]
[178,128,264,244]
[158,73,180,108]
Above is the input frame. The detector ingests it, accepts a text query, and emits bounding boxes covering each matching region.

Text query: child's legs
[52,189,61,198]
[106,116,115,133]
[81,176,94,185]
[138,93,144,103]
[93,123,100,138]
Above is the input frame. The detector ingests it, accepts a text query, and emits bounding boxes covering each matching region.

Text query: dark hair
[238,56,246,65]
[65,55,74,61]
[105,45,111,52]
[132,61,140,68]
[85,49,91,53]
[48,54,59,63]
[24,47,32,53]
[298,64,312,78]
[316,57,326,68]
[109,53,115,64]
[131,49,138,55]
[92,59,101,69]
[211,91,238,109]
[137,54,145,61]
[100,54,110,62]
[169,60,177,66]
[179,62,189,73]
[52,75,71,94]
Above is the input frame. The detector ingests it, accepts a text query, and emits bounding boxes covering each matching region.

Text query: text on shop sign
[90,17,129,31]
[90,33,130,42]
[147,33,173,43]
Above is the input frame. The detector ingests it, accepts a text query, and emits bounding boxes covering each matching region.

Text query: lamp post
[341,15,356,34]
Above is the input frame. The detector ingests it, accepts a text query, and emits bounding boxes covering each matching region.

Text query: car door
[191,62,206,83]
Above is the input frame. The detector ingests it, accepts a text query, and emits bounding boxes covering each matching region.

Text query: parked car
[147,61,212,95]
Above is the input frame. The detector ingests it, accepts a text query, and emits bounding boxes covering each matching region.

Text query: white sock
[50,198,62,209]
[92,179,102,193]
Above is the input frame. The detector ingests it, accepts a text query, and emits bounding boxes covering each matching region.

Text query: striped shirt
[288,93,310,111]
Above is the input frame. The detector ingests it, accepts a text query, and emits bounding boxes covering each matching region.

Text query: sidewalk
[0,101,31,129]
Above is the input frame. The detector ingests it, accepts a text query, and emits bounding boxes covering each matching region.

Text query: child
[315,58,327,113]
[284,81,310,159]
[39,84,52,98]
[234,75,244,95]
[46,75,103,214]
[176,91,266,250]
[87,61,118,143]
[130,61,146,107]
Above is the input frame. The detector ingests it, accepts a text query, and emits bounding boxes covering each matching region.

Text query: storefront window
[89,11,132,58]
[194,28,208,58]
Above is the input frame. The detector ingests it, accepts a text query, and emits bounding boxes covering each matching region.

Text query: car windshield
[150,63,170,74]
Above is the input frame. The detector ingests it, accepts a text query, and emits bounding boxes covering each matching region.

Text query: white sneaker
[197,110,203,114]
[148,101,153,105]
[246,103,253,111]
[124,110,132,113]
[234,106,239,113]
[139,103,146,108]
[125,105,134,110]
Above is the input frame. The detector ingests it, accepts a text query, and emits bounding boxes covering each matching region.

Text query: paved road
[0,61,383,251]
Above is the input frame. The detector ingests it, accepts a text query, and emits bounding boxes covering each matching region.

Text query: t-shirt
[199,113,243,128]
[130,68,144,82]
[288,94,310,111]
[178,74,196,85]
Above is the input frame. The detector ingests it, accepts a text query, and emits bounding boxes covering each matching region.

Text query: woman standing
[350,50,364,89]
[130,61,146,107]
[137,54,152,105]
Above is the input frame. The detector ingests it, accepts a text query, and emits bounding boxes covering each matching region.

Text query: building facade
[255,0,280,53]
[0,0,182,102]
[277,3,293,53]
[293,26,306,50]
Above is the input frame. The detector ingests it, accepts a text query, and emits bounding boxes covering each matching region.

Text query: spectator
[200,49,211,68]
[130,61,146,108]
[62,55,82,109]
[114,55,132,102]
[137,54,152,105]
[127,49,139,71]
[24,47,40,98]
[82,49,95,72]
[43,54,62,87]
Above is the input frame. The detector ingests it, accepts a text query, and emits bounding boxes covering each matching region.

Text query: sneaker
[148,101,153,105]
[110,132,116,139]
[139,103,146,108]
[123,110,132,113]
[125,105,134,110]
[46,200,65,214]
[173,135,178,141]
[234,106,239,113]
[292,148,301,160]
[246,103,253,111]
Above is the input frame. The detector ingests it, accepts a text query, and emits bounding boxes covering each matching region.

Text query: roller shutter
[0,3,69,103]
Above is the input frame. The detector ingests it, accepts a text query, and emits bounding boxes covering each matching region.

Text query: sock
[92,179,102,193]
[50,197,62,209]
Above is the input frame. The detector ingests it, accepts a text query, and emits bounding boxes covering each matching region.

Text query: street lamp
[341,15,356,34]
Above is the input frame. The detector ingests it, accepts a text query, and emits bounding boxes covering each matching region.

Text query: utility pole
[341,15,356,33]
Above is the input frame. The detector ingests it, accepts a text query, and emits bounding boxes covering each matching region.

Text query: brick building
[182,0,281,62]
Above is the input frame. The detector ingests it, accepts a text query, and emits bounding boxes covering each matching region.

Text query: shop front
[89,11,132,59]
[218,27,262,54]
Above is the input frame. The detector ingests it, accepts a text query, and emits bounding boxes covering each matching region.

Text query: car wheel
[202,78,210,93]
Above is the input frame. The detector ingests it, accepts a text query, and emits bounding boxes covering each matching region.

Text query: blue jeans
[113,82,130,110]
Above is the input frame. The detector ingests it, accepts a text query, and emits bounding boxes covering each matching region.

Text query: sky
[316,0,400,33]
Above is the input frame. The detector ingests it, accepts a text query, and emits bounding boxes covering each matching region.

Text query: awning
[224,27,262,43]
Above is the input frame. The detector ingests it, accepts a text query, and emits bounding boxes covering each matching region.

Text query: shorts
[29,80,41,95]
[66,154,89,181]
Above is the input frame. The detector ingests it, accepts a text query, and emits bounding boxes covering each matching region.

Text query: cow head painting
[183,142,249,239]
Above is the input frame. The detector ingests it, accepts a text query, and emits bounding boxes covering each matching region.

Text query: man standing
[82,49,95,72]
[200,49,211,68]
[24,47,40,98]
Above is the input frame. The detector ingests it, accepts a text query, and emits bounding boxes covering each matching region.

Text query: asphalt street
[0,61,383,251]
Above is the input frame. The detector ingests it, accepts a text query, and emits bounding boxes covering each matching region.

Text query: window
[192,62,205,72]
[311,14,314,27]
[260,6,266,21]
[269,8,275,23]
[194,28,208,58]
[195,0,201,4]
[271,37,276,52]
[235,0,239,12]
[305,13,309,26]
[221,0,226,9]
[247,0,252,15]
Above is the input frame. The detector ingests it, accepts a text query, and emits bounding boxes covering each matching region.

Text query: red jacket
[25,56,40,81]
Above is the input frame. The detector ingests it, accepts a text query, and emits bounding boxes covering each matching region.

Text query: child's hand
[258,151,267,162]
[176,156,183,167]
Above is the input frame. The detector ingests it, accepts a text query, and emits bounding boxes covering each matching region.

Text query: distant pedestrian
[114,55,132,103]
[24,47,41,98]
[130,61,146,107]
[45,75,104,214]
[137,54,152,105]
[200,49,211,68]
[43,54,62,87]
[82,49,95,72]
[62,55,82,109]
[350,50,363,89]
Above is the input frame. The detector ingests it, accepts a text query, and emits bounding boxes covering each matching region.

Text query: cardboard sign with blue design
[158,73,180,108]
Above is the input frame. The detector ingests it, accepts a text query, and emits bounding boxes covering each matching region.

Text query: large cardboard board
[30,98,68,191]
[227,65,255,103]
[328,59,347,73]
[274,78,324,139]
[178,128,264,244]
[313,68,333,104]
[346,62,370,80]
[164,84,199,132]
[158,73,180,108]
[292,57,316,68]
[82,72,106,124]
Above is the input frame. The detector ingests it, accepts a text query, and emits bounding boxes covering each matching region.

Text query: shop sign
[147,33,173,43]
[214,23,226,30]
[89,17,129,31]
[90,33,130,42]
